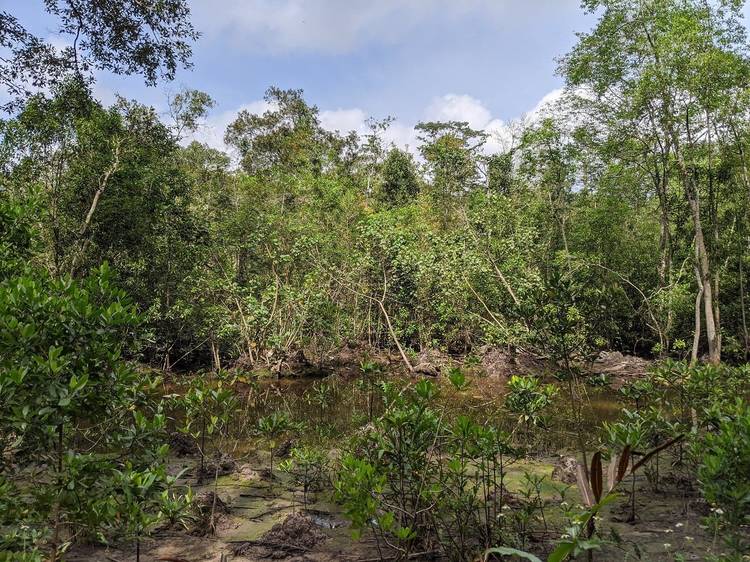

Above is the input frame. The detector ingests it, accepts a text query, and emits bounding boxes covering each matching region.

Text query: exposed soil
[591,350,652,388]
[197,453,238,482]
[550,455,578,484]
[191,491,232,537]
[169,431,200,457]
[231,345,654,389]
[71,448,716,562]
[479,347,551,379]
[232,513,328,559]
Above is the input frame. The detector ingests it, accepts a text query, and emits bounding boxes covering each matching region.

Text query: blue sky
[6,1,747,152]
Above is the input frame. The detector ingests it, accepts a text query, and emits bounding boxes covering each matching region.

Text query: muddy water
[223,372,626,454]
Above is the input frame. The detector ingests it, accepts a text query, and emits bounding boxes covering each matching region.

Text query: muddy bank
[232,344,653,387]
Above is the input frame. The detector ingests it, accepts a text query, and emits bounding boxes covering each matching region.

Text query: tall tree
[1,0,198,111]
[416,121,487,197]
[560,0,750,363]
[380,148,420,205]
[224,87,335,176]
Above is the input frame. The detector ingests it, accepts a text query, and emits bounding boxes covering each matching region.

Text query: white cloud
[422,91,556,154]
[526,87,564,121]
[187,88,563,160]
[485,118,514,154]
[425,94,493,130]
[383,121,420,152]
[319,108,368,135]
[184,99,276,149]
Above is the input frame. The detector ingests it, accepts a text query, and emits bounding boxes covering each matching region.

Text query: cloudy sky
[2,1,616,150]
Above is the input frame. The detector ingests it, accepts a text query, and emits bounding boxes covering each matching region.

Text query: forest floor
[68,350,719,562]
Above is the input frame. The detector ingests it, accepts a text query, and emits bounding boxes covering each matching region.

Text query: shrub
[0,266,176,558]
[696,400,750,555]
[335,379,522,561]
[506,375,558,432]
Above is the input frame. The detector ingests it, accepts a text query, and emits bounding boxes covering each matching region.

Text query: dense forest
[1,1,749,561]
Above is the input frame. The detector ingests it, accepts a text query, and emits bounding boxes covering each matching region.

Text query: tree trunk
[211,339,221,371]
[654,156,672,289]
[741,252,749,361]
[668,124,721,363]
[688,194,720,363]
[69,140,122,277]
[691,261,704,365]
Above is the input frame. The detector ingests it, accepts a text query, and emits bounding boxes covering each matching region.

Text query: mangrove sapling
[506,375,558,441]
[178,374,238,483]
[649,360,690,421]
[336,379,443,558]
[640,407,680,493]
[532,439,684,562]
[115,463,184,562]
[526,271,599,479]
[484,494,618,562]
[523,472,550,536]
[304,381,336,423]
[447,367,471,391]
[358,359,383,422]
[584,373,611,388]
[278,446,330,511]
[474,426,518,549]
[0,267,177,558]
[337,378,532,561]
[158,487,195,530]
[695,400,750,556]
[618,380,655,412]
[684,365,750,431]
[256,411,297,478]
[603,410,648,522]
[573,434,685,561]
[439,415,484,560]
[377,387,441,556]
[334,455,390,558]
[648,361,697,466]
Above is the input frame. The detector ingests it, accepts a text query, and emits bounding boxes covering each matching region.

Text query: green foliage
[447,366,470,391]
[0,0,197,112]
[0,266,177,555]
[506,375,558,430]
[696,400,750,554]
[336,380,523,561]
[485,493,618,562]
[177,373,237,480]
[3,1,750,561]
[603,409,648,451]
[416,120,487,197]
[334,455,387,540]
[0,195,37,280]
[256,411,300,474]
[225,87,335,176]
[279,446,330,509]
[618,379,655,409]
[304,381,337,420]
[380,148,420,205]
